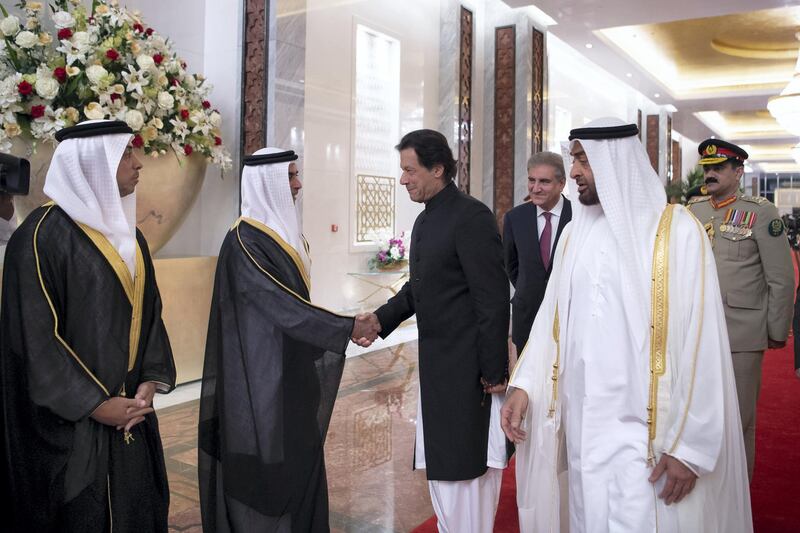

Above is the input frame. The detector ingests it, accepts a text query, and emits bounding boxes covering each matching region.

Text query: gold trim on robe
[647,204,674,463]
[76,223,146,373]
[236,217,311,291]
[33,204,111,396]
[235,221,349,318]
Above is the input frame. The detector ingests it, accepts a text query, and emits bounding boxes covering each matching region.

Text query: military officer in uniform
[688,138,794,480]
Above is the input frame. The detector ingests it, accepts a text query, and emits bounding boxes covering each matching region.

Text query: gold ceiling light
[767,32,800,136]
[711,39,799,59]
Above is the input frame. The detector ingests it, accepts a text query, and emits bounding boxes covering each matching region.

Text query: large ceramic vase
[10,137,206,253]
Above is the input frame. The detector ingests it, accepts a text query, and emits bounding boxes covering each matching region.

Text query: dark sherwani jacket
[198,218,354,533]
[502,197,571,352]
[375,181,510,481]
[0,204,176,533]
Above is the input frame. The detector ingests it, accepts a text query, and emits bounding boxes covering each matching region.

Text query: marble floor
[160,340,434,532]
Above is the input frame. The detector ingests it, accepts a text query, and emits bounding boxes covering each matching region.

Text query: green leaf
[0,4,8,17]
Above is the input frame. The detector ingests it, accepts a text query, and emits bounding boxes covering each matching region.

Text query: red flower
[183,144,193,156]
[214,136,222,146]
[131,135,144,148]
[180,109,189,120]
[171,78,179,86]
[145,28,154,36]
[30,105,45,119]
[153,53,163,65]
[53,67,67,83]
[57,28,72,40]
[202,100,210,109]
[105,49,119,61]
[133,23,144,33]
[17,81,33,96]
[110,93,121,101]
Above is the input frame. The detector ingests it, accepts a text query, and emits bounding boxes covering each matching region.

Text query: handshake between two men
[351,312,382,347]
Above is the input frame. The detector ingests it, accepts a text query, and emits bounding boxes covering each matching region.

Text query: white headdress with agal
[43,119,137,276]
[241,147,310,275]
[565,117,666,353]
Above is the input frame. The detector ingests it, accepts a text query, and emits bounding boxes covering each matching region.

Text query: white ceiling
[504,0,800,171]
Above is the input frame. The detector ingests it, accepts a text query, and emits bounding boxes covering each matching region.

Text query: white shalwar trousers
[415,389,507,533]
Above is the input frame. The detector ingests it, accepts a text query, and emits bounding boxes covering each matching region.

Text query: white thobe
[562,215,655,531]
[510,205,751,533]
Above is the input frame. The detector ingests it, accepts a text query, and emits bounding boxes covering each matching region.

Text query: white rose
[85,65,108,86]
[51,11,75,29]
[0,16,19,37]
[15,30,38,49]
[84,102,105,120]
[125,109,144,130]
[35,77,59,99]
[71,31,90,48]
[189,110,204,124]
[135,54,154,71]
[208,111,222,129]
[156,91,173,110]
[183,75,196,89]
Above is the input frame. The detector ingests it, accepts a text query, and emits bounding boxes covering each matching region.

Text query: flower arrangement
[0,0,231,168]
[368,231,409,271]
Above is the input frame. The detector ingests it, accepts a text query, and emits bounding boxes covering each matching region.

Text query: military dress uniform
[688,139,794,479]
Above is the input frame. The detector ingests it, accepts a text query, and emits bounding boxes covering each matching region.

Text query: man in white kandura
[501,117,751,532]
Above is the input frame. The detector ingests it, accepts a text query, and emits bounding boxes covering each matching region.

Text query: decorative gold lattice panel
[356,174,395,243]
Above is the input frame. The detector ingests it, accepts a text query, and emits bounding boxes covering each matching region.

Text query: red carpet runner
[412,345,800,532]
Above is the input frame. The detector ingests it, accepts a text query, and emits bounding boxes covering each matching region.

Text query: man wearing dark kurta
[198,148,378,532]
[362,129,510,532]
[0,120,176,532]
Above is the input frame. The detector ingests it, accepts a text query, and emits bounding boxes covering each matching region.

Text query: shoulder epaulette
[740,195,769,205]
[687,195,710,205]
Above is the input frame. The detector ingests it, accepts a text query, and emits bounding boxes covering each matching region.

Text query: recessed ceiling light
[626,73,633,78]
[585,43,593,49]
[654,93,660,98]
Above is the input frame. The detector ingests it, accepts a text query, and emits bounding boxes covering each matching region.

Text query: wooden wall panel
[242,0,268,157]
[646,114,659,173]
[494,26,515,230]
[457,6,474,194]
[531,28,544,154]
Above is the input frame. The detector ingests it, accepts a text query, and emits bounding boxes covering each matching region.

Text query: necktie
[540,211,552,270]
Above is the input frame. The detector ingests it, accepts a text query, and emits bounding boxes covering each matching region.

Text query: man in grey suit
[503,152,572,355]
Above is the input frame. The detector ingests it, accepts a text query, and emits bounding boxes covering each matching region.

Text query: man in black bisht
[0,120,177,532]
[358,130,510,532]
[198,147,379,532]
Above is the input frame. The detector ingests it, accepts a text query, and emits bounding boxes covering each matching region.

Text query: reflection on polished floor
[161,341,433,532]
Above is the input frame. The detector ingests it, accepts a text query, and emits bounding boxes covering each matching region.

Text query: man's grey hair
[527,151,566,182]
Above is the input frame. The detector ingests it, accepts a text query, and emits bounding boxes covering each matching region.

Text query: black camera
[783,207,800,251]
[0,153,30,195]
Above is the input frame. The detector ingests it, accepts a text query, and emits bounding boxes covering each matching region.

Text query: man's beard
[578,187,600,206]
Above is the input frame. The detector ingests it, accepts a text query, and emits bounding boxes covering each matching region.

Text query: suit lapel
[523,202,545,271]
[547,197,572,273]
